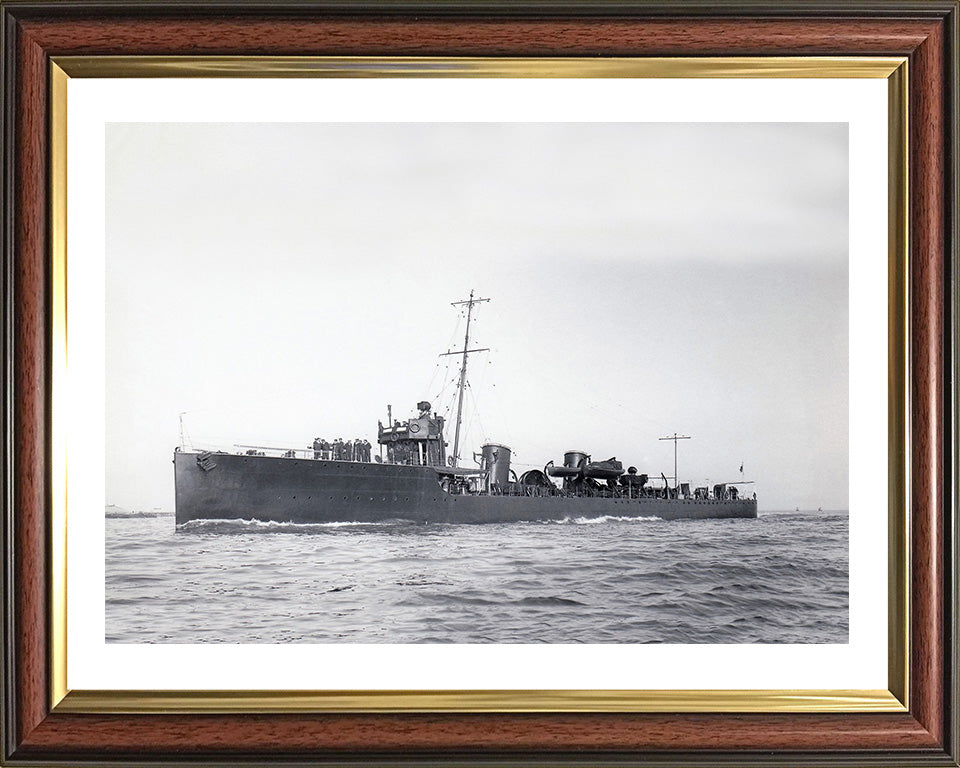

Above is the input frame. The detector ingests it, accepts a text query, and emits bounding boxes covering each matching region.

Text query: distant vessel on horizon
[174,293,758,526]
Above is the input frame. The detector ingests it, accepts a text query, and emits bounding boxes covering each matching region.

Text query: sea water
[105,510,847,644]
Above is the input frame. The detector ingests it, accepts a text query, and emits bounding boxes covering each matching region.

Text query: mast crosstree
[439,290,490,467]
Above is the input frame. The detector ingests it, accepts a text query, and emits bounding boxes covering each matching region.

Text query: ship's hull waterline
[174,451,758,526]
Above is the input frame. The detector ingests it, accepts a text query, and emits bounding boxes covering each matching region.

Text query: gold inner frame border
[48,55,909,714]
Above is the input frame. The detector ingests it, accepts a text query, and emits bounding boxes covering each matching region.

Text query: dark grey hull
[174,450,758,525]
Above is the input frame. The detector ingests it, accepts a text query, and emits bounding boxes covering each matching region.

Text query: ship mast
[440,290,490,467]
[658,432,691,489]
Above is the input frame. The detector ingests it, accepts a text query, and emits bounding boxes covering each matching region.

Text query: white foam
[544,515,665,525]
[176,518,407,532]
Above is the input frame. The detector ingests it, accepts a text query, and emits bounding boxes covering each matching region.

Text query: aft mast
[440,290,490,467]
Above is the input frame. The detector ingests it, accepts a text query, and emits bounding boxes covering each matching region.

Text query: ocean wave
[106,509,171,519]
[109,510,848,643]
[413,591,587,608]
[543,515,664,525]
[175,518,413,534]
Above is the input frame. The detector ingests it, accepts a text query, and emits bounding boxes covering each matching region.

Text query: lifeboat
[582,457,624,480]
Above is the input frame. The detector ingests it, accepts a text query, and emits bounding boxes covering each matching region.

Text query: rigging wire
[462,380,489,451]
[422,312,464,402]
[439,384,460,431]
[432,366,458,411]
[470,347,521,453]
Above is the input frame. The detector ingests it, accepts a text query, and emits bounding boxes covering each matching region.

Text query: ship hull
[174,451,758,525]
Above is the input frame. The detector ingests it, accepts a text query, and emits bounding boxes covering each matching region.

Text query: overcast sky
[106,122,848,511]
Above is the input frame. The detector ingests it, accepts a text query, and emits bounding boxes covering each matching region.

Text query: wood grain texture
[908,14,946,747]
[16,16,943,56]
[13,19,49,749]
[2,4,955,764]
[12,712,942,755]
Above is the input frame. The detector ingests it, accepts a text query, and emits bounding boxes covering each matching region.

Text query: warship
[174,293,757,526]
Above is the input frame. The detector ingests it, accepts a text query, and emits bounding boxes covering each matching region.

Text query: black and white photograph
[104,121,849,645]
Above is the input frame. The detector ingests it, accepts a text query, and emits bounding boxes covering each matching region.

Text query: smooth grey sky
[106,122,848,511]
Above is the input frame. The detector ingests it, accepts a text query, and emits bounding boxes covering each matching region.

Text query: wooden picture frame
[2,1,957,765]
